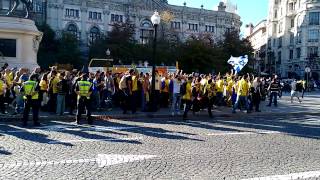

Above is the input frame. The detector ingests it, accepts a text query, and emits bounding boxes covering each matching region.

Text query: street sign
[305,67,311,73]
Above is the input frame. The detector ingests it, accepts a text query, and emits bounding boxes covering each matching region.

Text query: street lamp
[150,11,161,112]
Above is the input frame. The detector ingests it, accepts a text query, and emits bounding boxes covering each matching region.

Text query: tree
[56,33,82,69]
[37,23,58,68]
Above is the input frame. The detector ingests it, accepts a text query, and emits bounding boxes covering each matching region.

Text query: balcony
[287,9,296,17]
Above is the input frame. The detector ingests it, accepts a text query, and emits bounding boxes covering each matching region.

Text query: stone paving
[0,112,320,179]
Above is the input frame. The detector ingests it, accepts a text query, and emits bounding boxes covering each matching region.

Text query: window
[289,50,294,60]
[289,3,295,11]
[308,29,319,42]
[278,37,282,48]
[65,8,80,18]
[277,51,282,64]
[296,32,302,44]
[268,39,271,48]
[140,29,153,44]
[89,27,100,44]
[188,23,198,31]
[67,24,78,38]
[307,46,318,58]
[309,12,320,25]
[290,33,294,45]
[274,10,278,19]
[111,14,123,23]
[278,22,283,33]
[205,25,215,32]
[296,48,301,58]
[273,39,276,47]
[171,22,181,29]
[291,19,294,28]
[89,12,92,19]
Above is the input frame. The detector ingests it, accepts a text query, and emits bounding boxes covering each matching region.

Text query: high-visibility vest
[23,80,39,99]
[0,80,4,95]
[78,81,92,99]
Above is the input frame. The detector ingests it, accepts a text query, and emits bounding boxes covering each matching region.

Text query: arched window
[67,24,78,38]
[140,20,153,44]
[89,26,100,44]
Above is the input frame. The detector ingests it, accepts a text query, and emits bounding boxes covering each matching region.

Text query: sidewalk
[1,93,319,122]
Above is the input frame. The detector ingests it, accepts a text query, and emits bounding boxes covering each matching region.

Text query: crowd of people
[0,62,308,125]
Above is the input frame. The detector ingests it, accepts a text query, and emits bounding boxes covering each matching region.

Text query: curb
[1,111,319,123]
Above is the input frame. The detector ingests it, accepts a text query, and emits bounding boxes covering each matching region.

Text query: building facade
[43,0,241,46]
[246,20,268,75]
[266,0,320,78]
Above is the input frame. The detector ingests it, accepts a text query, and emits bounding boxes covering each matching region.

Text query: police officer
[21,74,40,127]
[75,73,93,125]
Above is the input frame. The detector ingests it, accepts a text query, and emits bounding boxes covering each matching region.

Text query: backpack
[180,82,187,95]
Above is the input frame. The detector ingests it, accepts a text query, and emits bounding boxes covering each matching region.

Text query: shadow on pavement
[0,146,11,155]
[219,115,320,139]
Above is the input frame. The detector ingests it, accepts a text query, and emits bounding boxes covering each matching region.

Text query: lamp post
[150,11,161,112]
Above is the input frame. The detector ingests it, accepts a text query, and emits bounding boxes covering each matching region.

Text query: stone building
[43,0,241,45]
[265,0,320,78]
[0,0,241,62]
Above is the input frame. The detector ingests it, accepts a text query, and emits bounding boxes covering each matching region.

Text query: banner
[227,55,248,74]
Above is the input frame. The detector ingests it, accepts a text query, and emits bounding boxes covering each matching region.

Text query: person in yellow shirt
[232,74,250,113]
[131,71,139,114]
[183,76,193,120]
[48,70,59,113]
[226,77,234,107]
[0,73,7,114]
[215,76,224,106]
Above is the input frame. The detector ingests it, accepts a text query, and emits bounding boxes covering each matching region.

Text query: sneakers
[171,112,175,117]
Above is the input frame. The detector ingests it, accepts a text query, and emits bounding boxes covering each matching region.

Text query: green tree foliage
[37,23,58,68]
[37,24,82,69]
[56,33,82,69]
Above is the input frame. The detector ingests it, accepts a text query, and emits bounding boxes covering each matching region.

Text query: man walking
[291,79,302,103]
[267,78,280,107]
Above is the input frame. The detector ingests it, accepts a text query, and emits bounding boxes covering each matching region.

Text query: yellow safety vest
[23,80,39,99]
[0,80,4,95]
[78,81,92,99]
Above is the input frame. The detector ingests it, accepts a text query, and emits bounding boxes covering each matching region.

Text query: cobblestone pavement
[0,113,320,179]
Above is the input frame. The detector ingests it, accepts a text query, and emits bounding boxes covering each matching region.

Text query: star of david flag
[227,55,248,74]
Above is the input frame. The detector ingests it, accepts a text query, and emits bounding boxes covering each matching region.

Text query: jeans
[171,93,181,114]
[91,91,100,110]
[268,92,278,106]
[183,100,192,118]
[15,95,24,113]
[76,97,92,124]
[233,96,249,113]
[56,94,66,115]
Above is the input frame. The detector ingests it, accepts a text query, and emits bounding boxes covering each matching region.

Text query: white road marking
[3,154,157,168]
[97,154,157,167]
[48,137,143,144]
[207,131,282,136]
[242,170,320,180]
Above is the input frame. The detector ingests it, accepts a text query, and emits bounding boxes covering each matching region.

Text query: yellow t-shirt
[238,79,249,96]
[4,73,12,87]
[52,77,59,94]
[0,80,4,95]
[183,82,192,100]
[132,76,138,92]
[226,80,234,93]
[40,80,48,91]
[216,80,224,93]
[162,79,170,93]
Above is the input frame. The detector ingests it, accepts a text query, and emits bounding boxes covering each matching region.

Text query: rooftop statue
[6,0,33,18]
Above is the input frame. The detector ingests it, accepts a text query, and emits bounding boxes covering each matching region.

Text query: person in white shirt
[171,75,182,116]
[290,79,302,103]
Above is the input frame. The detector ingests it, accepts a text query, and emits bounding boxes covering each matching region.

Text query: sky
[167,0,269,32]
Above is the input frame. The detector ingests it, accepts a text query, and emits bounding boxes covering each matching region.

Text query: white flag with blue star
[227,55,248,74]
